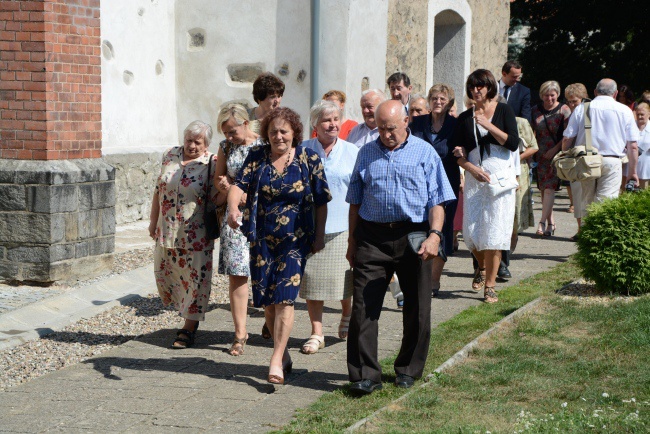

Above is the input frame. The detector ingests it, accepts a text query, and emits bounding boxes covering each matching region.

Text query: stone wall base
[0,159,116,284]
[104,152,161,225]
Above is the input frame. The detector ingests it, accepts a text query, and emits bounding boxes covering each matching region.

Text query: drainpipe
[310,0,320,105]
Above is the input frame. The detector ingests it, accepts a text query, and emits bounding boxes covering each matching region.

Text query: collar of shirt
[372,129,412,156]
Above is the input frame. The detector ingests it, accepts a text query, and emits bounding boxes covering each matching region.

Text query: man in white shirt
[562,78,639,219]
[346,89,386,148]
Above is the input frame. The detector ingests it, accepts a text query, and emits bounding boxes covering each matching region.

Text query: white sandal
[338,314,351,339]
[301,334,325,354]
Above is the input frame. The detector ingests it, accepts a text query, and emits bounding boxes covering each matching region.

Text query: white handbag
[473,108,518,197]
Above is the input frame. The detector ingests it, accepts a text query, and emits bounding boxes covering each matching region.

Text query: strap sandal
[471,268,486,291]
[484,286,498,304]
[544,223,556,237]
[171,323,198,349]
[261,322,272,339]
[301,334,325,354]
[228,334,249,356]
[536,222,546,237]
[338,314,351,339]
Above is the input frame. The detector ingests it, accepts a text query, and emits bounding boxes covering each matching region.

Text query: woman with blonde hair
[531,80,571,237]
[633,102,650,189]
[214,104,263,356]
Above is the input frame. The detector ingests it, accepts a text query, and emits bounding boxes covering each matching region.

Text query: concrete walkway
[0,194,578,432]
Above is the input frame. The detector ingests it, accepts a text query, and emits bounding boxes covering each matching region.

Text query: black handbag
[407,231,447,262]
[204,155,220,240]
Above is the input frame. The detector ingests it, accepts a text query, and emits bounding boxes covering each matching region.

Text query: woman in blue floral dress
[227,107,331,385]
[214,104,263,356]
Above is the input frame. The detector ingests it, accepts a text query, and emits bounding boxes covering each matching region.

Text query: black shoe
[349,379,382,396]
[394,374,415,389]
[432,288,440,298]
[497,265,512,280]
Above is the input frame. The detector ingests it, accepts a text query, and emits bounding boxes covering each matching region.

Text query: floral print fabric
[153,146,217,320]
[532,104,571,190]
[217,138,262,276]
[234,145,331,307]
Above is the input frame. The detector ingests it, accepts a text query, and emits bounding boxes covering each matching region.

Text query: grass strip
[275,259,582,433]
[365,292,650,433]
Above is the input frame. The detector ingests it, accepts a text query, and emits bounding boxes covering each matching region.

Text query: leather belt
[366,220,410,229]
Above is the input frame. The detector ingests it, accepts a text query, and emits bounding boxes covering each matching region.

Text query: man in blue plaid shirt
[345,99,455,396]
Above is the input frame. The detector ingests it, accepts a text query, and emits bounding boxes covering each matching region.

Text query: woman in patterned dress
[531,81,571,237]
[149,121,217,349]
[214,104,262,356]
[227,107,331,385]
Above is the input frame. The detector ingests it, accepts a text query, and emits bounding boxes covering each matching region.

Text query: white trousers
[578,157,622,218]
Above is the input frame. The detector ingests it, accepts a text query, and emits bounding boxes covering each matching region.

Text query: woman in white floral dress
[149,120,218,349]
[214,104,262,356]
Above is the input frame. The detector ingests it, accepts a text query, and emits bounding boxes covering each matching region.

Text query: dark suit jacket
[409,113,460,192]
[506,82,531,122]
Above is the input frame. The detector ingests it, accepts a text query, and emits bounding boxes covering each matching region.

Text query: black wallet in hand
[407,231,447,262]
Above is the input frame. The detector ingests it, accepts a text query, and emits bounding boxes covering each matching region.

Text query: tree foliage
[510,0,650,100]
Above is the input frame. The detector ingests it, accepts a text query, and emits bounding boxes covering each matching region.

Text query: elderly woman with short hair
[248,72,285,133]
[410,83,459,296]
[227,107,331,384]
[531,80,571,237]
[311,90,358,140]
[214,104,263,356]
[299,100,359,354]
[149,120,218,348]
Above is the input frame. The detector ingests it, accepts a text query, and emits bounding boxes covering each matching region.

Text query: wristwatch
[428,229,443,241]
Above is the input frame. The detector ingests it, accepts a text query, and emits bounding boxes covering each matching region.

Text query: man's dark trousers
[347,219,433,383]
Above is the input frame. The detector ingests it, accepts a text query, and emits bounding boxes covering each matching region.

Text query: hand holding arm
[226,185,244,229]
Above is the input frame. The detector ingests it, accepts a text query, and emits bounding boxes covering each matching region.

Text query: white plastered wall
[316,0,389,123]
[101,0,178,155]
[426,0,471,99]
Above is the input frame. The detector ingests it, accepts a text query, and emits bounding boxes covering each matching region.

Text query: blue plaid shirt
[345,132,455,223]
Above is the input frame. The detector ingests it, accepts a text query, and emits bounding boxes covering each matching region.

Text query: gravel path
[0,247,230,391]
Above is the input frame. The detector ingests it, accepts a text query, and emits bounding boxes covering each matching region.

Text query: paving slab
[0,194,579,432]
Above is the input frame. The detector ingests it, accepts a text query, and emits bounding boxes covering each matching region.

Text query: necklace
[272,148,292,173]
[269,148,292,196]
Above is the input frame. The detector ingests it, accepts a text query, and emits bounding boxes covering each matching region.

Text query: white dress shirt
[346,122,379,148]
[563,95,639,156]
[302,137,359,234]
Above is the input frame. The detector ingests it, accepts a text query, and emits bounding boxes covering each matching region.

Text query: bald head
[595,78,617,97]
[375,100,409,149]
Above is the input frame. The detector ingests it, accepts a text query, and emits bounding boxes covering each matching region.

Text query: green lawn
[277,259,602,433]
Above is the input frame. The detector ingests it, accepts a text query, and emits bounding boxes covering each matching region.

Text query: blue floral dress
[234,145,331,307]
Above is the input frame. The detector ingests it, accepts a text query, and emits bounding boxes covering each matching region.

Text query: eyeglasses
[468,85,485,91]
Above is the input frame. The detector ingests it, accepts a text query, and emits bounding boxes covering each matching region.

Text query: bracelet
[428,229,443,241]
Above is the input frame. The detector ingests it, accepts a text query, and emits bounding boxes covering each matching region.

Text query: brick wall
[0,0,101,160]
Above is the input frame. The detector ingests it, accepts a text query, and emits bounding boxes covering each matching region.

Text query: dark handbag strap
[204,153,213,215]
[542,105,562,144]
[584,102,593,153]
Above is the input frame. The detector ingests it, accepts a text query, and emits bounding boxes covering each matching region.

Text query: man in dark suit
[496,60,531,280]
[499,60,531,122]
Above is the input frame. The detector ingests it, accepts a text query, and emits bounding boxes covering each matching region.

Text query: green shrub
[575,188,650,295]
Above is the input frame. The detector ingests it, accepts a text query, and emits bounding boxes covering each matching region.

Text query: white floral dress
[217,138,261,276]
[153,147,217,321]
